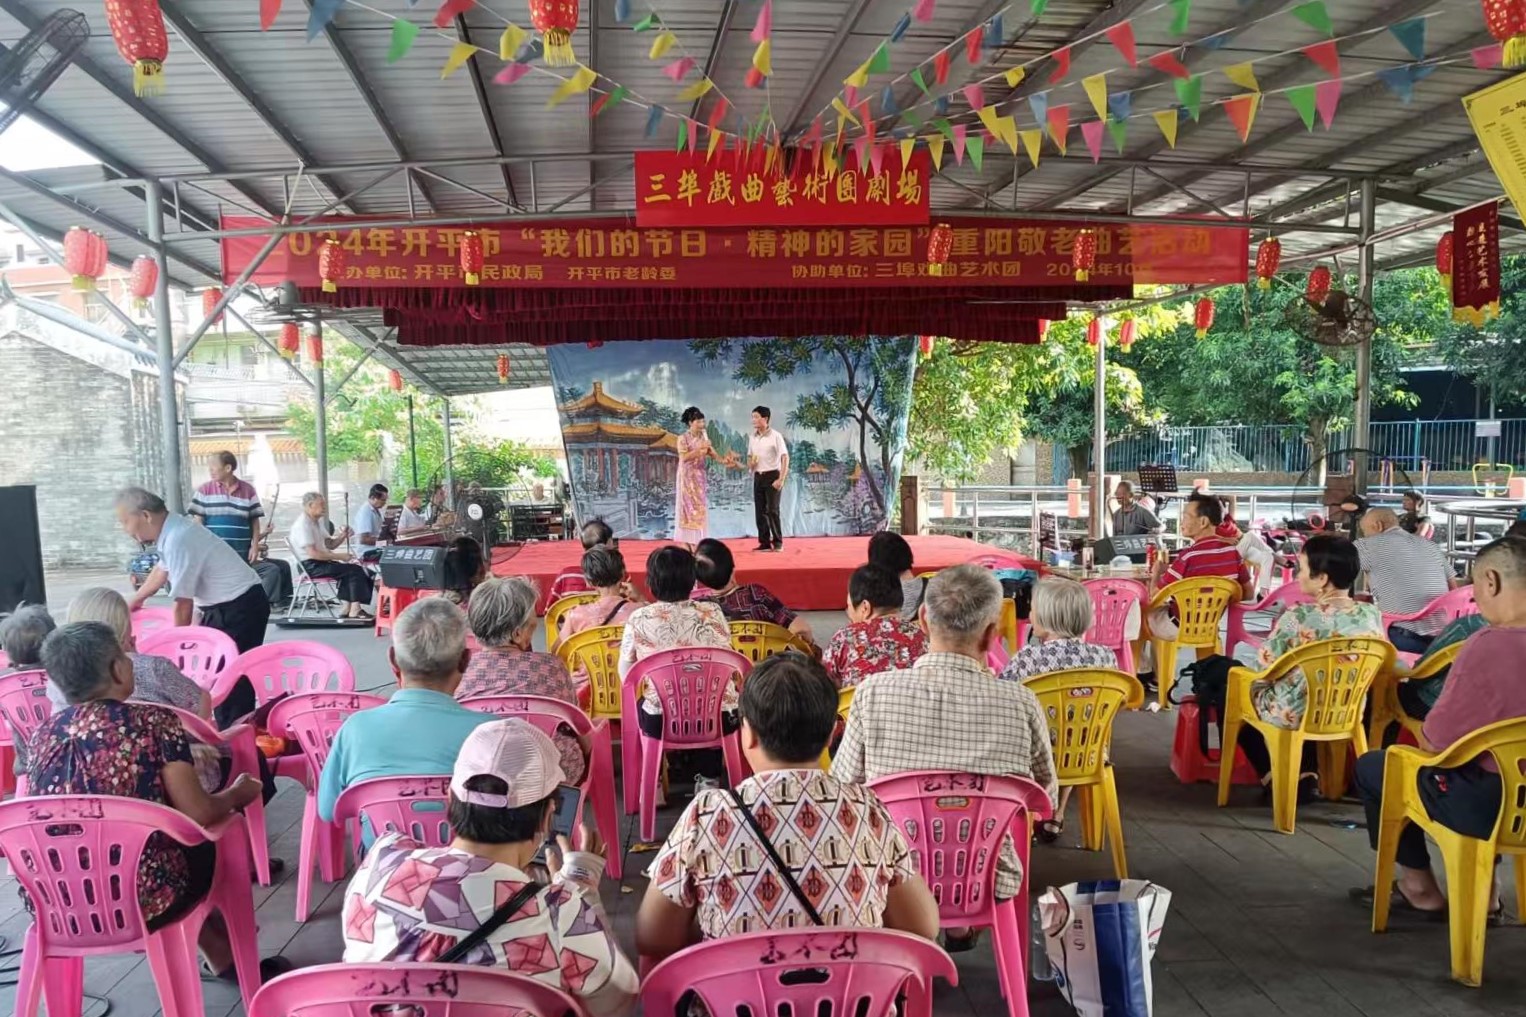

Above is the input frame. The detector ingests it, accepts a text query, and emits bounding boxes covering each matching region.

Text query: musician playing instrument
[189,451,293,607]
[290,492,374,620]
[398,489,434,536]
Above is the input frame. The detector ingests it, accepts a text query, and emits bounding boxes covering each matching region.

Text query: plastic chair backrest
[728,620,808,663]
[628,647,751,746]
[970,552,1042,571]
[461,693,596,741]
[1024,669,1144,783]
[1384,586,1480,629]
[268,692,388,775]
[1256,580,1314,614]
[227,641,355,706]
[0,668,52,747]
[1155,576,1241,644]
[870,771,1052,921]
[0,795,210,949]
[135,625,238,694]
[1268,636,1395,736]
[838,685,856,722]
[250,961,586,1017]
[549,571,593,600]
[1083,579,1146,649]
[641,928,958,1017]
[545,591,601,643]
[555,624,625,720]
[333,775,452,847]
[128,606,177,640]
[1429,718,1526,850]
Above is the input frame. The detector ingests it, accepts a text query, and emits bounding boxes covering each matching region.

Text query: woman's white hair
[467,576,540,648]
[1030,577,1094,640]
[66,587,133,649]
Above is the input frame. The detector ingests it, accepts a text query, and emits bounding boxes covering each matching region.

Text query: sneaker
[753,544,771,552]
[1139,672,1159,699]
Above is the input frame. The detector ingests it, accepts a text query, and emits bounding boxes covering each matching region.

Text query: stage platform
[491,534,1018,612]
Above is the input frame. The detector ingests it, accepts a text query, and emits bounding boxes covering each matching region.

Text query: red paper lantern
[1194,297,1215,340]
[1482,0,1526,66]
[104,0,169,96]
[1118,318,1137,350]
[388,369,404,392]
[1436,231,1454,290]
[1254,238,1281,290]
[1072,229,1096,282]
[1305,265,1332,305]
[128,255,157,311]
[62,226,107,291]
[918,335,935,357]
[278,322,300,360]
[1036,318,1050,341]
[1086,318,1101,346]
[497,354,510,384]
[317,239,345,294]
[201,287,223,326]
[528,0,579,66]
[460,231,483,286]
[926,223,953,276]
[306,330,323,365]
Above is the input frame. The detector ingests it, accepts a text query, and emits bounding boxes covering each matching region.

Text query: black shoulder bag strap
[600,599,627,626]
[727,789,824,926]
[436,881,543,963]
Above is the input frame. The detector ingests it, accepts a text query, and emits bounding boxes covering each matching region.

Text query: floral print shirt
[824,615,928,688]
[1250,598,1385,728]
[700,583,796,628]
[618,600,736,712]
[456,646,586,785]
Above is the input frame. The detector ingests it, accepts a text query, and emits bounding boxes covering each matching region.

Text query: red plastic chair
[333,774,454,852]
[1226,581,1314,655]
[1170,700,1260,787]
[869,771,1053,1017]
[265,691,387,922]
[642,928,958,1017]
[628,646,752,842]
[251,962,586,1017]
[1381,586,1479,638]
[166,706,273,885]
[0,668,51,797]
[136,625,238,697]
[462,693,623,879]
[1083,578,1146,673]
[128,605,177,640]
[0,795,262,1017]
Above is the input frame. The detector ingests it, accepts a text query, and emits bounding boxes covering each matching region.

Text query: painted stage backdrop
[546,337,917,539]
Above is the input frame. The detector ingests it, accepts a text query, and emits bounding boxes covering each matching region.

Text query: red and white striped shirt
[1161,535,1249,587]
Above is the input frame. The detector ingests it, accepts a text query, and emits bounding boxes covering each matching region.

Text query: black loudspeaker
[0,485,46,613]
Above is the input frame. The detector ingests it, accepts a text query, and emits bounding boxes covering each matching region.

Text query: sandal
[941,929,982,953]
[1347,885,1447,922]
[1036,818,1064,845]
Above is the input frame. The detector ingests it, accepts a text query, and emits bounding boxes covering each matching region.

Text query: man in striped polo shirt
[189,451,293,608]
[1356,507,1456,654]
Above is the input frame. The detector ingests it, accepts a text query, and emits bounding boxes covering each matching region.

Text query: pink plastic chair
[265,691,387,922]
[629,646,752,842]
[0,668,51,797]
[129,605,178,639]
[251,962,585,1017]
[223,639,356,709]
[166,706,273,885]
[869,771,1054,1017]
[136,625,238,697]
[1382,587,1480,637]
[642,928,959,1017]
[0,795,262,1017]
[1083,578,1147,673]
[1226,581,1314,655]
[463,693,623,879]
[333,774,453,852]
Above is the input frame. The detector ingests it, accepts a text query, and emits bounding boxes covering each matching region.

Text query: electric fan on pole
[0,11,89,137]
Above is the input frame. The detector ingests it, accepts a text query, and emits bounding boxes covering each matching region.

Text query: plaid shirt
[830,651,1057,898]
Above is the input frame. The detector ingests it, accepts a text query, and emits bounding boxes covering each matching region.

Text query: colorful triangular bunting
[1303,40,1339,77]
[1005,66,1026,87]
[677,77,714,102]
[440,42,477,78]
[649,30,678,60]
[548,65,597,107]
[493,61,530,84]
[891,12,912,42]
[498,23,526,60]
[1224,92,1260,141]
[934,49,951,85]
[964,29,982,65]
[927,133,946,170]
[952,124,968,164]
[1291,1,1333,36]
[1473,44,1503,69]
[1082,72,1108,120]
[644,104,665,137]
[306,0,343,40]
[1020,128,1042,168]
[868,41,892,75]
[1081,120,1104,163]
[963,83,985,109]
[1028,91,1049,125]
[386,19,419,62]
[1107,91,1132,121]
[1174,75,1203,121]
[1389,18,1426,60]
[1147,50,1191,79]
[752,0,772,42]
[1049,46,1071,84]
[1168,0,1192,35]
[966,133,985,170]
[1153,108,1179,147]
[913,0,936,22]
[1107,117,1128,153]
[664,56,696,81]
[1315,78,1341,129]
[1286,84,1317,129]
[1105,22,1137,67]
[614,0,630,23]
[1047,104,1070,154]
[1223,62,1259,92]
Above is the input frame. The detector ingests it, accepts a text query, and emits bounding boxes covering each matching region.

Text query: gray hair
[41,622,122,703]
[66,588,134,648]
[923,564,1003,641]
[0,604,56,667]
[392,598,468,684]
[1030,577,1094,640]
[467,576,539,647]
[301,491,326,508]
[114,487,167,515]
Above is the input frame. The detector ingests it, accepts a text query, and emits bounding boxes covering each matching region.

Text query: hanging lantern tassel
[497,353,510,385]
[1194,297,1215,339]
[201,287,224,326]
[528,0,579,66]
[1254,238,1281,290]
[1305,264,1332,306]
[460,230,483,286]
[306,330,323,364]
[128,255,157,311]
[318,238,345,294]
[388,369,404,392]
[1482,0,1526,67]
[1118,318,1137,350]
[1436,231,1454,291]
[63,226,108,291]
[1072,228,1097,282]
[926,223,953,277]
[104,0,170,95]
[278,323,300,360]
[1086,318,1101,346]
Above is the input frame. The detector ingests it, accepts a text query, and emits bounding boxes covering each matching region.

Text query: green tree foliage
[1386,257,1526,408]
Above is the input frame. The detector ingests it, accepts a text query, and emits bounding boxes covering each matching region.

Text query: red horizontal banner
[633,148,932,227]
[220,216,1247,290]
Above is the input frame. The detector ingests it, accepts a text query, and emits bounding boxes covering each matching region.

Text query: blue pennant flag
[1107,91,1133,122]
[306,0,343,40]
[1028,90,1049,125]
[934,94,950,114]
[880,85,901,116]
[984,14,1004,48]
[645,104,665,138]
[1198,31,1232,51]
[1389,18,1426,60]
[1376,64,1436,104]
[614,0,631,23]
[516,38,543,63]
[890,12,911,42]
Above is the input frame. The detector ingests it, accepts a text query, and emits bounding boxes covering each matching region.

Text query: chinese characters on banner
[1451,203,1500,326]
[633,149,931,227]
[219,216,1248,290]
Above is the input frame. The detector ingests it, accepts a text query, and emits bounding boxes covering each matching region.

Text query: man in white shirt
[398,489,431,535]
[747,405,789,552]
[353,483,388,544]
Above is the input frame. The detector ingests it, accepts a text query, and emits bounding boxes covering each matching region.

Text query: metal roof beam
[1255,139,1494,225]
[453,15,520,210]
[780,0,876,135]
[1374,187,1525,232]
[333,322,450,399]
[0,207,199,289]
[691,0,741,125]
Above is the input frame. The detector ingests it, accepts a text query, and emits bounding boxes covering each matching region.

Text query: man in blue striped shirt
[189,451,292,607]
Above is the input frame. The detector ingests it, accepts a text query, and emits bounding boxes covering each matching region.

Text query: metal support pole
[408,395,420,488]
[1092,317,1108,540]
[314,322,329,506]
[1489,386,1499,465]
[441,399,455,505]
[324,347,375,405]
[171,230,284,367]
[1353,179,1377,494]
[144,180,184,513]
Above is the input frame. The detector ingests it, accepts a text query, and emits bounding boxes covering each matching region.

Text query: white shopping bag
[1038,880,1172,1017]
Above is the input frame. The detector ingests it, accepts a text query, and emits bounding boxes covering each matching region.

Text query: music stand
[1136,463,1180,512]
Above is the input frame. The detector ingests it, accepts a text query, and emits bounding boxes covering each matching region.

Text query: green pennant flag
[901,107,926,127]
[1174,74,1203,120]
[966,133,985,171]
[867,41,891,75]
[1168,0,1191,35]
[387,20,419,63]
[676,119,688,152]
[632,12,659,31]
[1107,117,1128,153]
[934,117,955,141]
[911,67,930,96]
[1291,1,1333,36]
[1030,0,1048,16]
[1286,84,1318,130]
[594,84,627,115]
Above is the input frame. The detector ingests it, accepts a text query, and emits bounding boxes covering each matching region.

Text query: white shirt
[749,428,788,474]
[288,513,333,561]
[155,512,260,607]
[398,505,430,532]
[352,503,383,541]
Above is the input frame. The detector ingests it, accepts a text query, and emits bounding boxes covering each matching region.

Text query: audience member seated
[1396,612,1491,725]
[868,531,924,621]
[831,564,1056,947]
[52,587,210,717]
[441,536,489,607]
[618,546,735,738]
[1399,490,1435,540]
[318,599,492,826]
[397,489,431,535]
[458,577,586,785]
[1350,535,1526,919]
[636,653,938,962]
[342,719,638,1016]
[998,576,1118,682]
[823,564,928,688]
[1,602,54,672]
[1235,535,1384,800]
[555,546,643,647]
[581,518,616,550]
[289,491,373,620]
[1112,480,1163,536]
[26,622,288,981]
[1357,508,1456,655]
[694,538,814,644]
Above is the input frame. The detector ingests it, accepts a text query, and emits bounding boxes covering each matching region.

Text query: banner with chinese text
[220,216,1247,289]
[1452,203,1501,326]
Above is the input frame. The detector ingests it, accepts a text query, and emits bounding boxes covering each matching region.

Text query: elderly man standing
[831,564,1056,944]
[1356,507,1456,654]
[1112,480,1163,536]
[189,450,293,609]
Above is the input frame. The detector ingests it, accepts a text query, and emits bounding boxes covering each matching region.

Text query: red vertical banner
[1452,203,1501,325]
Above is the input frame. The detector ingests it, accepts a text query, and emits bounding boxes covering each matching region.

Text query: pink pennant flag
[963,83,984,109]
[854,136,872,173]
[751,0,771,43]
[1472,44,1503,68]
[1048,45,1071,85]
[1303,40,1340,77]
[493,62,531,85]
[686,119,698,153]
[664,57,696,81]
[1081,120,1105,163]
[869,141,886,176]
[844,84,859,107]
[913,0,936,22]
[1147,50,1191,79]
[1047,104,1071,150]
[1105,22,1137,67]
[952,123,968,164]
[1315,79,1341,129]
[805,117,824,148]
[859,102,875,143]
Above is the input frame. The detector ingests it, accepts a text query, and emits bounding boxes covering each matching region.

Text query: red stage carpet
[492,535,1015,612]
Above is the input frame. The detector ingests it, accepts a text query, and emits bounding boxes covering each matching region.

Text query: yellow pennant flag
[677,76,715,102]
[707,128,723,160]
[900,136,916,168]
[977,105,1002,138]
[1081,72,1108,121]
[830,97,861,127]
[498,24,526,61]
[547,65,598,108]
[977,106,1018,154]
[1222,62,1260,92]
[926,133,946,170]
[752,39,772,76]
[823,144,840,178]
[1019,128,1042,168]
[1004,66,1026,88]
[1153,108,1179,148]
[844,61,870,89]
[441,43,479,79]
[649,30,678,60]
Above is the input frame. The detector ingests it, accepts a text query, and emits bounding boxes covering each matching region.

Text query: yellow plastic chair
[999,597,1020,654]
[1218,636,1394,834]
[1025,668,1144,878]
[1367,641,1464,750]
[1146,576,1242,707]
[1372,717,1526,986]
[544,591,601,647]
[555,624,625,723]
[817,686,858,769]
[728,620,811,664]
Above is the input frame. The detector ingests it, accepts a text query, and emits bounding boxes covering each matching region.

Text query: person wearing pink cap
[342,718,638,1016]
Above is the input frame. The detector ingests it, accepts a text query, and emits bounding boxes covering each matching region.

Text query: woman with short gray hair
[60,587,210,718]
[1,603,55,670]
